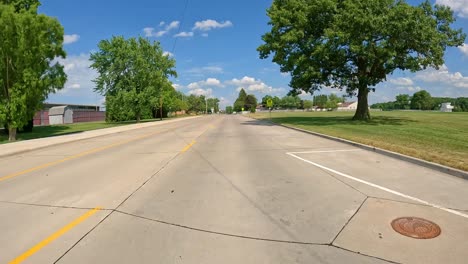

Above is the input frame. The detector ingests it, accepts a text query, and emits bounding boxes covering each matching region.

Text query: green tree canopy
[90,36,176,122]
[234,88,248,111]
[0,2,67,140]
[258,0,465,120]
[395,94,411,109]
[411,90,433,110]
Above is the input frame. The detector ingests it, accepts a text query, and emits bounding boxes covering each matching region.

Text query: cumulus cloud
[172,83,182,90]
[144,21,180,37]
[49,53,103,105]
[458,43,468,56]
[163,51,174,57]
[64,34,80,44]
[174,31,194,38]
[188,88,213,97]
[436,0,468,17]
[187,78,224,89]
[227,76,285,94]
[388,77,414,86]
[414,64,468,88]
[193,19,233,31]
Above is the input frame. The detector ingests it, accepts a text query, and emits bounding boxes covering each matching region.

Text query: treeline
[371,90,468,112]
[260,94,344,110]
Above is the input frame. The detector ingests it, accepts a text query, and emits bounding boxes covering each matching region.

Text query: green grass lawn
[0,117,185,144]
[252,111,468,171]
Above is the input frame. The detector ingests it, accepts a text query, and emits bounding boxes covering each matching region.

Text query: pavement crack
[331,245,401,264]
[0,200,112,211]
[367,196,468,212]
[114,210,328,246]
[330,197,368,245]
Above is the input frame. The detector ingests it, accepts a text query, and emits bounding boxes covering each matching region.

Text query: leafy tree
[0,1,67,140]
[313,95,328,108]
[395,94,411,109]
[303,100,313,109]
[272,96,281,108]
[258,0,465,120]
[207,98,220,113]
[280,95,301,109]
[245,94,258,112]
[234,88,248,111]
[411,90,433,110]
[91,36,176,122]
[454,98,468,112]
[225,106,233,114]
[326,94,344,109]
[186,94,206,114]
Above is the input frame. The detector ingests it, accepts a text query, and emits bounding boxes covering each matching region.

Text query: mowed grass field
[252,111,468,171]
[0,121,125,144]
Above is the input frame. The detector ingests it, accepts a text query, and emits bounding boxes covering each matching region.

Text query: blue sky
[40,0,468,108]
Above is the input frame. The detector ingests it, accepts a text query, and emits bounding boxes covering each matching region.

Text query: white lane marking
[289,149,361,154]
[287,152,468,219]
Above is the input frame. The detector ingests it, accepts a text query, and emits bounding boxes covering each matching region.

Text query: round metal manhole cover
[391,217,441,239]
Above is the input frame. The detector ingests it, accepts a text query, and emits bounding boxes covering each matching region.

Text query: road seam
[331,197,368,245]
[53,118,222,263]
[8,207,103,264]
[331,245,402,264]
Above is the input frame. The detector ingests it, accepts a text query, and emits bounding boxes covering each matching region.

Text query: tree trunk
[136,113,141,123]
[8,127,17,141]
[353,85,371,120]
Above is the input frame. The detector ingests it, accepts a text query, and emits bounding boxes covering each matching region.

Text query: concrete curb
[247,115,468,181]
[0,116,202,158]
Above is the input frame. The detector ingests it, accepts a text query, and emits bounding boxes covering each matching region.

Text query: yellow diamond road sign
[267,98,273,108]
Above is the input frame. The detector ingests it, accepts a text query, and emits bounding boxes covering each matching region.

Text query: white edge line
[289,149,362,154]
[286,152,468,219]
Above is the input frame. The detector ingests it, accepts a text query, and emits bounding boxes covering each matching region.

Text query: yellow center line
[8,207,103,264]
[0,129,165,182]
[181,140,196,153]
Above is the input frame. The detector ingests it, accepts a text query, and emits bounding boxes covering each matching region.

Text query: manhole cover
[391,217,441,239]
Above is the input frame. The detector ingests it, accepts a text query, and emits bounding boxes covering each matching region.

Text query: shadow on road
[242,116,416,127]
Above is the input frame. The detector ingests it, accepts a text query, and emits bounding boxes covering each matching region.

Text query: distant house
[440,103,454,113]
[48,106,73,125]
[337,102,358,111]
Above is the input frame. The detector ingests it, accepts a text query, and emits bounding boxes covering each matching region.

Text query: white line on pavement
[288,149,361,154]
[287,152,468,220]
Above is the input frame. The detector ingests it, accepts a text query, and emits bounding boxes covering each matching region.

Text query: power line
[171,0,190,53]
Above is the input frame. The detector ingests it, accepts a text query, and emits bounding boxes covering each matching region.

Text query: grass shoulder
[251,111,468,171]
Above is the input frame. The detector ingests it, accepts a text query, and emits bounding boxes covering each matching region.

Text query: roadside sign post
[266,99,273,121]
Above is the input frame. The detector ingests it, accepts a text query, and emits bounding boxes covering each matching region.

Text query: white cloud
[436,0,468,17]
[389,77,414,86]
[174,31,193,38]
[396,86,422,92]
[187,66,223,74]
[201,33,209,37]
[458,43,468,56]
[68,83,81,89]
[415,64,468,88]
[49,53,103,105]
[172,83,182,90]
[163,51,174,57]
[188,88,213,97]
[187,78,224,89]
[166,21,180,31]
[193,19,233,31]
[144,21,180,37]
[64,34,80,44]
[227,76,285,94]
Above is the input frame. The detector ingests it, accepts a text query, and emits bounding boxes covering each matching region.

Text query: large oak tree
[0,0,67,140]
[258,0,465,120]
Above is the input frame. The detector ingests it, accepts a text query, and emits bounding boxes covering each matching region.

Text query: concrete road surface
[1,115,467,264]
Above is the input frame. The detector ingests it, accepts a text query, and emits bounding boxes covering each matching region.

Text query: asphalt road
[1,115,467,264]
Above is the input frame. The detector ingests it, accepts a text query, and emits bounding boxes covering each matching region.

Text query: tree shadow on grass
[242,116,417,127]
